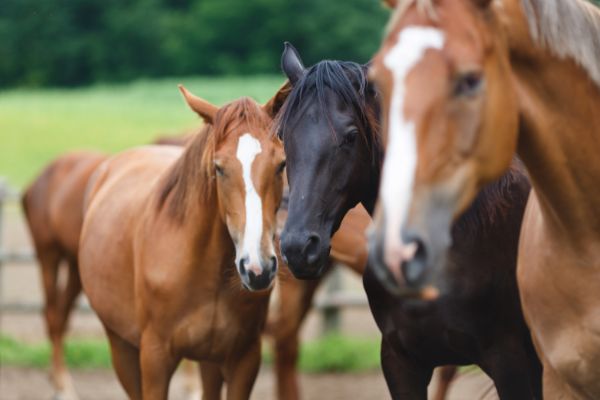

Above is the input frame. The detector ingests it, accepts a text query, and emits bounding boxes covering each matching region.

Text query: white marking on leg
[379,26,445,269]
[236,133,264,275]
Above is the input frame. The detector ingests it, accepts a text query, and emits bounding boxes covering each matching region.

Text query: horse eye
[453,72,483,97]
[276,160,286,175]
[341,129,359,146]
[215,163,225,177]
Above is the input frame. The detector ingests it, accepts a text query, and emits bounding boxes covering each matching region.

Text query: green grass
[0,333,380,372]
[298,334,381,373]
[0,335,112,369]
[0,75,285,188]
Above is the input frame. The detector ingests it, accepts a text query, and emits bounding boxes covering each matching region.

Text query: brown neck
[503,0,600,239]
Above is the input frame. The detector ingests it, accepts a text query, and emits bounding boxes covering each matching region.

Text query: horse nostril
[304,233,321,264]
[239,256,250,275]
[401,239,427,287]
[270,255,278,270]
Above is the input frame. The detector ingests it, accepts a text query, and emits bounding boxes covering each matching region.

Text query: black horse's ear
[281,42,306,85]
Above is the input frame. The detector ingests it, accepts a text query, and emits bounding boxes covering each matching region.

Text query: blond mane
[522,0,600,88]
[386,0,600,88]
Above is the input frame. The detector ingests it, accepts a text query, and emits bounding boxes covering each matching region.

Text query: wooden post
[0,179,6,308]
[322,265,343,334]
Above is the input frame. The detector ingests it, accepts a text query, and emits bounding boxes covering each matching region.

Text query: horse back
[22,151,106,257]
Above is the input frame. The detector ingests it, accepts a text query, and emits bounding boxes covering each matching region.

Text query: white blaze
[380,26,445,269]
[236,133,264,274]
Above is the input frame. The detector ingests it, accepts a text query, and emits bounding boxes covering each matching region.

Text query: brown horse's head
[368,0,518,297]
[178,85,287,291]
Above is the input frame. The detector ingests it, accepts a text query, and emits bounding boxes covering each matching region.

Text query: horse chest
[174,291,268,362]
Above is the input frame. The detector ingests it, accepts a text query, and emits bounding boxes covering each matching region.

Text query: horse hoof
[52,391,79,400]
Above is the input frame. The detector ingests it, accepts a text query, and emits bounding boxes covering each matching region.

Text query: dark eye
[453,72,483,97]
[276,160,286,175]
[341,129,359,147]
[215,162,225,177]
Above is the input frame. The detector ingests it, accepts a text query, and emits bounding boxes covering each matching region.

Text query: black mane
[276,60,380,160]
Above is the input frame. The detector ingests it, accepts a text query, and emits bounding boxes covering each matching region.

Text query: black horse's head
[277,43,381,279]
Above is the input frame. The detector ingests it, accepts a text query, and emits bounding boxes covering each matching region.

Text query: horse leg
[431,365,458,400]
[106,328,142,400]
[199,361,224,400]
[273,334,300,400]
[482,343,542,400]
[380,337,432,400]
[182,360,202,400]
[139,331,179,400]
[37,247,75,400]
[51,258,83,400]
[272,277,320,400]
[224,340,261,400]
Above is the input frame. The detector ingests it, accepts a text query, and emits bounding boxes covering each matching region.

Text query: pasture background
[0,76,284,188]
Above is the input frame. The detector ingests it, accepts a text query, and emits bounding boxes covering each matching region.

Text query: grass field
[0,76,285,188]
[0,334,381,372]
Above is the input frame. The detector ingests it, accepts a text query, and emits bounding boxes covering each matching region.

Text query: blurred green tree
[0,0,387,87]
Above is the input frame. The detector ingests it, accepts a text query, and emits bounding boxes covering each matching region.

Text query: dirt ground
[0,365,498,400]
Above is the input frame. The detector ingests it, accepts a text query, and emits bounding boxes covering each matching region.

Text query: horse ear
[264,81,292,117]
[178,85,219,123]
[383,0,398,8]
[281,42,306,85]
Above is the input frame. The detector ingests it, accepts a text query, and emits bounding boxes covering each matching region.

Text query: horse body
[22,151,107,400]
[501,0,600,395]
[79,90,285,400]
[276,47,540,399]
[370,0,600,396]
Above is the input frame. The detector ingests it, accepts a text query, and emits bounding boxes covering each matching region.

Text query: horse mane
[157,97,271,222]
[388,0,600,88]
[276,60,381,163]
[453,159,531,238]
[521,0,600,88]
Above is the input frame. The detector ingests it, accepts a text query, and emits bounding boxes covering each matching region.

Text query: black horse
[276,43,542,399]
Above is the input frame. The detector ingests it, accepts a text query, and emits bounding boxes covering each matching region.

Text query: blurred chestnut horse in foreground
[277,43,540,398]
[78,86,287,399]
[370,0,600,397]
[22,152,107,399]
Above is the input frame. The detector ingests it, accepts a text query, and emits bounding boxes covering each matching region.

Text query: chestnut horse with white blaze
[78,86,286,400]
[370,0,600,397]
[21,151,107,400]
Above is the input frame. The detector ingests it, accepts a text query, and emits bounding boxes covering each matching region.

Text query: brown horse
[21,151,107,400]
[370,0,600,397]
[22,142,365,400]
[78,86,286,400]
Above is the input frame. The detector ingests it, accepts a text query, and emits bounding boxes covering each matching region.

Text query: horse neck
[160,157,235,277]
[504,0,600,238]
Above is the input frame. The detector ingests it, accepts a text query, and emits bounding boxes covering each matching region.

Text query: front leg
[481,341,543,400]
[381,337,433,400]
[140,330,180,400]
[224,341,262,400]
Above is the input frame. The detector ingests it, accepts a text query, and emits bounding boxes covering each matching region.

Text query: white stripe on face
[236,133,264,274]
[380,26,445,270]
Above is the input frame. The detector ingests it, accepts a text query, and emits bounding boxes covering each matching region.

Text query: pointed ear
[264,81,292,117]
[383,0,398,8]
[178,85,219,123]
[281,42,306,85]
